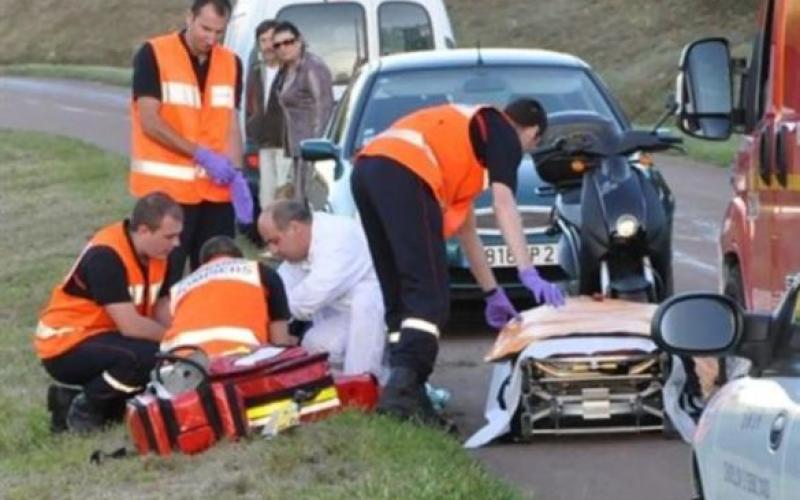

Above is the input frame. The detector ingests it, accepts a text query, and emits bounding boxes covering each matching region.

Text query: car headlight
[615,214,639,239]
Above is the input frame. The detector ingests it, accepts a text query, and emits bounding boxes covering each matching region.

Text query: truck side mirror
[676,38,734,140]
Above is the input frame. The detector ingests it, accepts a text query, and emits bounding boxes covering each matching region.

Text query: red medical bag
[126,381,248,456]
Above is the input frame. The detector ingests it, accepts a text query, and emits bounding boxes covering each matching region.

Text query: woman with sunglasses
[272,21,334,209]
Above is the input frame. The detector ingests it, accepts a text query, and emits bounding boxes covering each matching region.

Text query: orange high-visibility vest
[130,33,237,204]
[160,257,269,358]
[357,104,495,237]
[35,222,168,360]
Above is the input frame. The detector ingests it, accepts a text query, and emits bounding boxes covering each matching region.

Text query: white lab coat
[278,212,387,381]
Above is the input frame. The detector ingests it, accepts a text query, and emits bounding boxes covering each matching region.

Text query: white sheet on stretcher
[464,335,661,449]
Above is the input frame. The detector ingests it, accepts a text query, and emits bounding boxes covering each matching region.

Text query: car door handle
[768,411,787,451]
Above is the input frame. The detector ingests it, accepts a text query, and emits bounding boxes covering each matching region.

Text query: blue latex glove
[519,266,565,307]
[193,147,237,185]
[230,172,254,224]
[484,288,520,329]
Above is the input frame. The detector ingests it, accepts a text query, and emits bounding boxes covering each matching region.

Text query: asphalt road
[0,77,729,500]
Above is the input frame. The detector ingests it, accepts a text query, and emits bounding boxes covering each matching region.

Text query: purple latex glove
[193,147,237,185]
[484,288,520,329]
[230,172,254,224]
[519,266,565,307]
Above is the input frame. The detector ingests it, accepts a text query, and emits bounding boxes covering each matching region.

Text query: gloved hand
[519,266,565,307]
[230,172,254,224]
[193,146,237,185]
[484,288,520,329]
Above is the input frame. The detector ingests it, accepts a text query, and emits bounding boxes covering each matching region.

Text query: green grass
[0,129,523,499]
[0,63,131,87]
[679,133,739,167]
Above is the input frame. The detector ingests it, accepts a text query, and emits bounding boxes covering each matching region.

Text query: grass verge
[0,129,522,499]
[0,63,131,87]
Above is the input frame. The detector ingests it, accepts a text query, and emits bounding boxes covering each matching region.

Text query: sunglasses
[273,38,297,49]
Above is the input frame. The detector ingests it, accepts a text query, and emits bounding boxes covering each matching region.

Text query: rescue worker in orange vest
[351,98,565,424]
[35,192,184,433]
[160,236,295,358]
[130,0,253,273]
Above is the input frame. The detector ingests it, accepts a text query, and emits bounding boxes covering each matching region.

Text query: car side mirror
[676,37,734,141]
[300,139,343,179]
[652,293,742,355]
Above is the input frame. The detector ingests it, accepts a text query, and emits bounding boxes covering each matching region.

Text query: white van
[224,0,455,96]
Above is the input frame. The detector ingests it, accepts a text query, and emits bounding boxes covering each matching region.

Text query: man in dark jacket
[245,19,292,210]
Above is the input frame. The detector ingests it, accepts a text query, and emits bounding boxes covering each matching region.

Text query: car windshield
[352,65,623,153]
[278,3,367,85]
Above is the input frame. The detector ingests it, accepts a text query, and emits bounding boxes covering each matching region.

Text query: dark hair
[190,0,231,17]
[255,19,278,40]
[263,199,312,230]
[131,192,183,231]
[504,98,548,134]
[273,21,301,41]
[199,235,243,264]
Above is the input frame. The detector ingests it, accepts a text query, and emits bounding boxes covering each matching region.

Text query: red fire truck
[675,0,800,312]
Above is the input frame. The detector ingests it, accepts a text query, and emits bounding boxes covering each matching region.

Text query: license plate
[484,244,558,267]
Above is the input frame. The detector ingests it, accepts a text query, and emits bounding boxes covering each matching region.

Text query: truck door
[770,0,800,299]
[740,0,779,311]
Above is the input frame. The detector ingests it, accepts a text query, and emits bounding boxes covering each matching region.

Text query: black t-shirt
[258,263,290,322]
[62,237,183,306]
[469,108,521,193]
[132,32,243,108]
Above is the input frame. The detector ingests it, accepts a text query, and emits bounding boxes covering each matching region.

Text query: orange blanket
[485,296,658,362]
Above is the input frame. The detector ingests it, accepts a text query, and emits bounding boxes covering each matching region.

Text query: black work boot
[66,393,107,434]
[47,384,80,434]
[414,385,459,435]
[377,367,423,419]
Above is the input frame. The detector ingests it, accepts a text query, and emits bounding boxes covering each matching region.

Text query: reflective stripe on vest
[160,326,262,353]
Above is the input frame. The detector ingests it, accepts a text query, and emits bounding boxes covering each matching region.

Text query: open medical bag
[126,353,249,456]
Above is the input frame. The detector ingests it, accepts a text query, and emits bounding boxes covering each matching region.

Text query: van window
[277,3,367,85]
[378,2,434,56]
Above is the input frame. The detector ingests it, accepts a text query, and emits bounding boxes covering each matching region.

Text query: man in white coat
[258,200,386,381]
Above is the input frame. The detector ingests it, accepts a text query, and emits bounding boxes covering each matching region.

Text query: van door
[770,0,800,299]
[740,0,779,311]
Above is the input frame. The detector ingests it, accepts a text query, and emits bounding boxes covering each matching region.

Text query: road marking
[674,249,717,275]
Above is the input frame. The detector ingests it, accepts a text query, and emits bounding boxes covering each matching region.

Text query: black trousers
[42,332,158,413]
[178,201,235,271]
[351,156,449,381]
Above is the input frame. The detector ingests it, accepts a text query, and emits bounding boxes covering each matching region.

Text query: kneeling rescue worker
[160,235,295,357]
[34,192,184,433]
[351,98,565,425]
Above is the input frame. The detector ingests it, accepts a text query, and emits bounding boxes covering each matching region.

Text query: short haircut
[190,0,231,17]
[255,19,278,40]
[504,98,548,135]
[273,21,301,40]
[199,235,243,264]
[264,199,312,230]
[130,192,183,231]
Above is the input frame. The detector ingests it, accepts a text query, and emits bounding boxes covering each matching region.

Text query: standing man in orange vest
[35,192,184,433]
[351,98,565,424]
[130,0,252,273]
[160,235,295,358]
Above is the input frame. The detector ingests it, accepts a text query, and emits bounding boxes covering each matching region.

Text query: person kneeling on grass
[160,235,296,359]
[35,192,184,433]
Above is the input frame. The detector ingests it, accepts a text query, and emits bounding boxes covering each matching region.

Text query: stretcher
[467,297,672,446]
